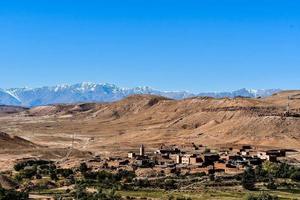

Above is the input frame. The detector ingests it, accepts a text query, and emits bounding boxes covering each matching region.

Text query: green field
[116,188,300,200]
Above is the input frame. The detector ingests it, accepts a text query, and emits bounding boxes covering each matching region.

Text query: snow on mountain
[0,83,281,107]
[197,88,281,98]
[0,89,22,106]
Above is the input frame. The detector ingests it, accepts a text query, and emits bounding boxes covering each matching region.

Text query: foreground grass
[116,188,300,200]
[30,187,300,200]
[117,189,241,200]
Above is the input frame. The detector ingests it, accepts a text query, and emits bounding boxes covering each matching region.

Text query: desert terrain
[0,90,300,171]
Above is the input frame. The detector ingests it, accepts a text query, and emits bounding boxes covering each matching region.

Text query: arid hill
[0,91,299,161]
[264,90,300,109]
[0,132,37,150]
[0,105,28,116]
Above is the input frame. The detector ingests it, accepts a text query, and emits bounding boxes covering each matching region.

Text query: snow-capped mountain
[0,82,281,107]
[197,88,281,99]
[0,89,22,105]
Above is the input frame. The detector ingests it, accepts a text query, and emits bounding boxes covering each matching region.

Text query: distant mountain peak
[0,82,281,107]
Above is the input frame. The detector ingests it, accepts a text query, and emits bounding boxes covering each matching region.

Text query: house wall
[182,157,190,165]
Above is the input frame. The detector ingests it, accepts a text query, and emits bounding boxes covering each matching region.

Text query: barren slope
[264,90,300,109]
[0,105,28,116]
[0,91,299,160]
[0,131,37,150]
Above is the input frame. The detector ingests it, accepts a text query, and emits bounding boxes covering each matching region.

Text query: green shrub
[133,178,150,188]
[266,175,277,190]
[0,187,29,200]
[17,167,37,180]
[56,168,74,178]
[79,163,88,173]
[261,161,298,179]
[244,192,278,200]
[14,160,52,171]
[163,179,177,190]
[290,170,300,182]
[242,167,256,190]
[50,171,58,181]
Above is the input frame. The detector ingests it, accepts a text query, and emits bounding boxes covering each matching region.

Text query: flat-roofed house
[181,154,203,165]
[128,152,136,159]
[203,153,220,165]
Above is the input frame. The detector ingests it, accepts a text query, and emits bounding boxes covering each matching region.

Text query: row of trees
[241,162,300,191]
[258,161,300,181]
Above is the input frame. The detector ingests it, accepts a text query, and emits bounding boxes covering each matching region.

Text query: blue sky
[0,0,299,92]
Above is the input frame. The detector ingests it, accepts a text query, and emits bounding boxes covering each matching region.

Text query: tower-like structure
[140,144,145,156]
[286,95,291,115]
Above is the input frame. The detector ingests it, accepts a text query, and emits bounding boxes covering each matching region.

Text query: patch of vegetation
[14,160,52,172]
[242,166,256,190]
[260,161,299,180]
[0,186,28,200]
[290,170,300,182]
[70,184,121,200]
[244,192,279,200]
[8,159,300,199]
[82,169,135,190]
[147,97,160,107]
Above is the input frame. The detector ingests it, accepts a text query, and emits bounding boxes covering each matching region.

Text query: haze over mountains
[0,82,281,107]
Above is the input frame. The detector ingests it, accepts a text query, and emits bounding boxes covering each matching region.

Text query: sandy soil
[0,91,300,170]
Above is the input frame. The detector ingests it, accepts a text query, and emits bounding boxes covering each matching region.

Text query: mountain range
[0,82,281,107]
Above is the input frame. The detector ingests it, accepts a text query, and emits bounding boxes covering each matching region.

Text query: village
[0,143,299,200]
[85,143,298,178]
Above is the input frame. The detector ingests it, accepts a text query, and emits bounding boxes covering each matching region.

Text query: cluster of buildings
[86,143,295,178]
[121,144,292,176]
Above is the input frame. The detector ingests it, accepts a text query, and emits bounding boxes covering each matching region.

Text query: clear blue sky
[0,0,299,92]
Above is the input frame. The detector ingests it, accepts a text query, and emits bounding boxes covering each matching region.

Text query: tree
[255,165,268,182]
[57,168,73,178]
[262,161,278,177]
[276,163,292,178]
[0,187,29,200]
[163,179,177,190]
[209,174,215,181]
[50,171,58,181]
[266,175,277,190]
[79,163,88,173]
[242,166,256,190]
[73,183,88,200]
[290,170,300,182]
[35,173,42,179]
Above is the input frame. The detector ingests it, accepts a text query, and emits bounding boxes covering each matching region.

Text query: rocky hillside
[0,132,37,150]
[1,90,298,154]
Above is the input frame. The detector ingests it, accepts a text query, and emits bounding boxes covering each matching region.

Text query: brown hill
[264,90,300,109]
[0,91,299,157]
[0,105,28,116]
[27,103,98,116]
[0,132,37,150]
